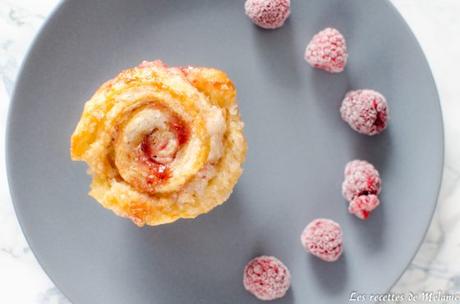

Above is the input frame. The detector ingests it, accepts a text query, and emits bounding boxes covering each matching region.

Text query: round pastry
[342,160,381,220]
[300,218,343,262]
[243,256,291,301]
[70,60,247,226]
[244,0,291,30]
[340,89,389,135]
[305,27,348,73]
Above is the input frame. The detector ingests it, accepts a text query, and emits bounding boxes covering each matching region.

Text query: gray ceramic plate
[7,0,443,303]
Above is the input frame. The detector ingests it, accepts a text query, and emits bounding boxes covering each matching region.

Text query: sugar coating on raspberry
[349,194,380,220]
[304,28,348,73]
[342,160,382,219]
[243,256,291,301]
[340,89,389,135]
[301,218,343,262]
[342,160,381,201]
[244,0,290,29]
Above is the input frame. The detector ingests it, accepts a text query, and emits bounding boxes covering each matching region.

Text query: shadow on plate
[308,253,348,294]
[250,20,303,90]
[118,189,272,303]
[348,193,386,253]
[348,130,392,253]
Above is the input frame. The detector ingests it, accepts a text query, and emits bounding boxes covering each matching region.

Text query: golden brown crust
[70,61,246,226]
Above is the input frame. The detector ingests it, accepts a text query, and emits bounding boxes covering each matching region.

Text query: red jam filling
[138,112,190,185]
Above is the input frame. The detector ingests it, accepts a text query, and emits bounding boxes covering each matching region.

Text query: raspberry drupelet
[243,256,291,301]
[340,89,389,135]
[301,218,343,262]
[305,27,348,73]
[342,160,382,220]
[244,0,291,29]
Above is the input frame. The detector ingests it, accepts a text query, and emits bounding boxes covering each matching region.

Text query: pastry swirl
[71,60,247,226]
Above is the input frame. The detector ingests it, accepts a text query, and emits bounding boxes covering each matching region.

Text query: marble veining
[0,0,459,303]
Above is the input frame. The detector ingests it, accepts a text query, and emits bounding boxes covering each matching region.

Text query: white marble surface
[1,0,459,303]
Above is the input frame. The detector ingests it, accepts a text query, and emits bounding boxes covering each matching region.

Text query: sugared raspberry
[348,194,380,220]
[305,28,348,73]
[244,0,290,30]
[300,219,343,262]
[340,89,389,135]
[342,160,382,219]
[243,256,291,301]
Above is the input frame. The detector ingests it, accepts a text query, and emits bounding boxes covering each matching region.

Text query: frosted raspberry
[305,28,348,73]
[348,194,380,220]
[243,256,291,301]
[342,160,382,219]
[244,0,291,29]
[301,218,343,262]
[340,89,389,135]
